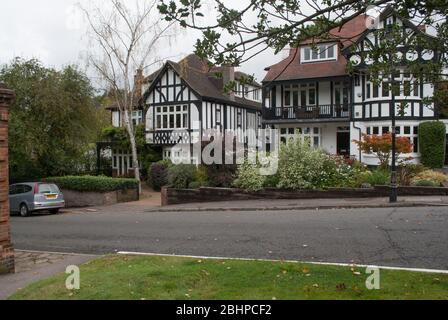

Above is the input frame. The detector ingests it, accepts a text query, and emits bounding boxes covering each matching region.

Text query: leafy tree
[80,0,176,192]
[0,58,105,181]
[354,134,413,169]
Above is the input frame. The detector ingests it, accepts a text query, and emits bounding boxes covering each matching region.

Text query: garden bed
[161,186,448,206]
[45,176,139,208]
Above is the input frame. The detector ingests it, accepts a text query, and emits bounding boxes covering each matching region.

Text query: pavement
[0,250,96,300]
[154,196,448,212]
[9,204,448,270]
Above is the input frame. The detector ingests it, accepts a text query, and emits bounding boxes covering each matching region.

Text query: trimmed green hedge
[45,176,139,193]
[419,121,446,169]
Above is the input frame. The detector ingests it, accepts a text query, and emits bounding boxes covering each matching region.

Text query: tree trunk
[122,109,142,194]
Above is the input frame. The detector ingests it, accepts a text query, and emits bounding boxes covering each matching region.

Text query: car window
[16,185,25,194]
[38,184,59,194]
[9,185,17,195]
[23,185,33,193]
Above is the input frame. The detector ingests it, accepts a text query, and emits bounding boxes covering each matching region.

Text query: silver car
[9,182,65,217]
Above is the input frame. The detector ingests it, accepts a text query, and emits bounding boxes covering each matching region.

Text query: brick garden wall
[0,84,15,274]
[161,186,448,206]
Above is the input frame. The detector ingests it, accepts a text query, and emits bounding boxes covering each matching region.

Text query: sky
[0,0,284,84]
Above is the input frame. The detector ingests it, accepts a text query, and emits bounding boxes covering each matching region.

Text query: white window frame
[301,44,337,63]
[365,124,419,154]
[131,110,143,126]
[279,126,321,147]
[155,104,189,130]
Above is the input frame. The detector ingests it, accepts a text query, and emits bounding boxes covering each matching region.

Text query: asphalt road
[10,205,448,270]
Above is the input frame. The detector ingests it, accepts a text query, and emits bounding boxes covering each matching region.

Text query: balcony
[263,105,351,122]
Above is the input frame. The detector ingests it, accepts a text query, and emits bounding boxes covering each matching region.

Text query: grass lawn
[9,255,448,300]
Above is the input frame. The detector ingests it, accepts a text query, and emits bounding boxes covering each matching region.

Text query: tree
[0,58,105,181]
[80,0,176,192]
[354,134,413,169]
[159,1,447,102]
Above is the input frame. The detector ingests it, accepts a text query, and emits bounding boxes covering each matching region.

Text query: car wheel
[50,209,60,214]
[19,203,30,217]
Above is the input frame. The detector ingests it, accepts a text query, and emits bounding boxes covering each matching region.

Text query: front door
[337,132,350,157]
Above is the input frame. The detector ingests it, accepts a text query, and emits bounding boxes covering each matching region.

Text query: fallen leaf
[336,283,346,291]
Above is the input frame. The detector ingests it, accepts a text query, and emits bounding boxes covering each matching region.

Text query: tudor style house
[107,54,262,175]
[141,54,262,164]
[262,6,448,166]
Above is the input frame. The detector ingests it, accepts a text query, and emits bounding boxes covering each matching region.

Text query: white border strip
[117,251,448,275]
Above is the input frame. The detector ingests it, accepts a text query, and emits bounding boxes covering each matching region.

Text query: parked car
[9,182,65,217]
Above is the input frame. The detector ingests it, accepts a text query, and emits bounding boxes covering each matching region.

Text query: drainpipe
[352,121,362,162]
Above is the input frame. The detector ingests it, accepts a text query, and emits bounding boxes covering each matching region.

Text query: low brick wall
[0,84,14,274]
[62,187,139,208]
[161,186,448,206]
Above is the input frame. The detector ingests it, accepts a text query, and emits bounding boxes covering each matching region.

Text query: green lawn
[9,255,448,300]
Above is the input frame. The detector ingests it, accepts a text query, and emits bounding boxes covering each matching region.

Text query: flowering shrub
[233,139,370,191]
[233,161,266,191]
[354,134,413,169]
[276,138,366,190]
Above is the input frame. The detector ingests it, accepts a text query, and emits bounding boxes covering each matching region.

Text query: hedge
[419,121,446,169]
[45,176,139,193]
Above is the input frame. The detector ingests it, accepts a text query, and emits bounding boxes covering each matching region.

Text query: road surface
[10,205,448,270]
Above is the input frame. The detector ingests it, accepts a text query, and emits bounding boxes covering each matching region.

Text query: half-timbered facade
[262,7,448,166]
[142,54,262,164]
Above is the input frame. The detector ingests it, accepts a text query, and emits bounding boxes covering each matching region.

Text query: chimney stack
[134,68,144,99]
[222,65,235,101]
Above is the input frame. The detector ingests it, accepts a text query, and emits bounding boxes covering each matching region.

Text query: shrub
[412,170,448,187]
[188,181,202,189]
[195,165,210,187]
[276,139,362,190]
[365,169,390,186]
[264,174,280,188]
[233,161,266,192]
[419,121,446,168]
[168,164,197,189]
[45,175,139,192]
[276,139,327,189]
[148,160,171,191]
[354,134,413,169]
[398,164,426,186]
[206,164,237,188]
[414,179,439,187]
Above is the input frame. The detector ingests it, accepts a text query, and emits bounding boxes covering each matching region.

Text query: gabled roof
[263,14,368,83]
[142,54,261,110]
[263,6,435,83]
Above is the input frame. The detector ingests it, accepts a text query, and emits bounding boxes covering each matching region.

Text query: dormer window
[301,44,337,63]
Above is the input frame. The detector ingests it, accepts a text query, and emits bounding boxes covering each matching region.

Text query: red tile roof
[263,15,368,83]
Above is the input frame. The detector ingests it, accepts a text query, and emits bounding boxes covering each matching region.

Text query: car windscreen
[38,184,60,194]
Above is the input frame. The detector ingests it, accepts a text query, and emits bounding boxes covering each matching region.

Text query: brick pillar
[0,83,15,274]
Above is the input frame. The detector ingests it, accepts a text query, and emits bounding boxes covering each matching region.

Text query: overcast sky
[0,0,283,84]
